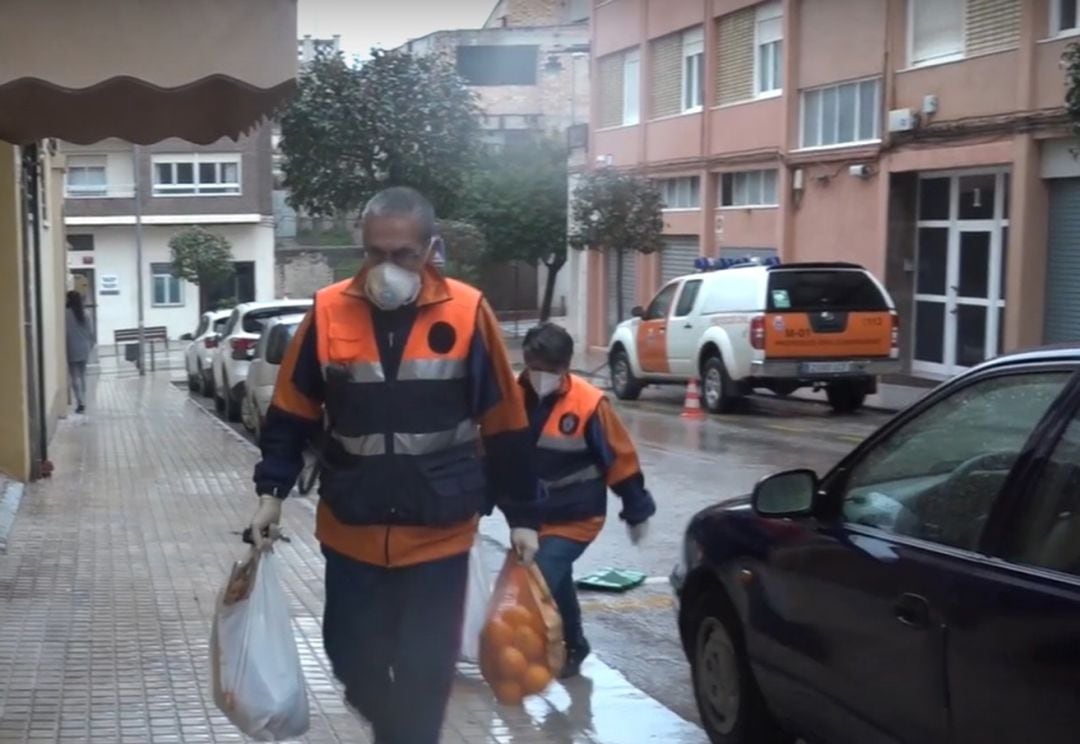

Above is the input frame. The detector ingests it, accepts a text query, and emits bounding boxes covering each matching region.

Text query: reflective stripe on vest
[535,375,607,521]
[312,275,488,527]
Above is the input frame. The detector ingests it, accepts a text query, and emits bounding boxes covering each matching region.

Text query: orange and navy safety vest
[535,375,608,523]
[313,277,486,527]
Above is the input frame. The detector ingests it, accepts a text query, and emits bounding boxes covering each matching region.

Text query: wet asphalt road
[178,378,893,729]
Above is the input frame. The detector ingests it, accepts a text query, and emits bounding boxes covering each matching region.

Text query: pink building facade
[575,0,1080,381]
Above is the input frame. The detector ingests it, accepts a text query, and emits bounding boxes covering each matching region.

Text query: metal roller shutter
[660,237,700,283]
[1045,179,1080,344]
[606,249,637,333]
[718,246,778,261]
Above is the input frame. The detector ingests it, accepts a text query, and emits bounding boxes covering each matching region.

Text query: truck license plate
[801,361,854,375]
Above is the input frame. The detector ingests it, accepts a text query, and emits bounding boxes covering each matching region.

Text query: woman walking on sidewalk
[65,290,94,413]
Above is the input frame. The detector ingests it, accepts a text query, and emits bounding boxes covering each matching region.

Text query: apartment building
[61,129,277,345]
[573,0,1077,381]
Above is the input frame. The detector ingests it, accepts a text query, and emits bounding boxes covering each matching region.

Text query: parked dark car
[672,345,1080,744]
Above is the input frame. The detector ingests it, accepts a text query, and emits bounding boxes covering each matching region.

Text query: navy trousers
[534,535,590,651]
[322,546,469,744]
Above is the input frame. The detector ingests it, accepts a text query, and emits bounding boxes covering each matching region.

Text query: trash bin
[124,343,140,363]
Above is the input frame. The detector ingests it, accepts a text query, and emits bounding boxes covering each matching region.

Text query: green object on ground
[575,568,647,592]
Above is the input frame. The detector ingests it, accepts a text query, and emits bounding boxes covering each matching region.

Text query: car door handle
[893,593,931,629]
[683,323,693,329]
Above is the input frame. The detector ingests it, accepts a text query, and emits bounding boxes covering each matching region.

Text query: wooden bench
[114,326,170,371]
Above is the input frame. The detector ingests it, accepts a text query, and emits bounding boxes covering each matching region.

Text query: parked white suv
[181,310,231,397]
[212,299,312,421]
[241,313,305,440]
[607,259,900,414]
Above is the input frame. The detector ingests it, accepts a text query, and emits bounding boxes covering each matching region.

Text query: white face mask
[365,262,421,310]
[529,370,563,398]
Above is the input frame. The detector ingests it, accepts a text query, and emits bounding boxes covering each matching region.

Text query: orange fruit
[497,646,528,680]
[493,679,524,705]
[511,625,545,662]
[522,664,553,695]
[501,605,533,628]
[484,618,514,649]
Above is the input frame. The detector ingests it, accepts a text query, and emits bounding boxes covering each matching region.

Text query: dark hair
[523,322,573,368]
[66,290,87,327]
[360,186,437,241]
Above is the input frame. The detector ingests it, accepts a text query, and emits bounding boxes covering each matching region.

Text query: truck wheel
[701,357,737,414]
[610,349,643,401]
[826,381,867,414]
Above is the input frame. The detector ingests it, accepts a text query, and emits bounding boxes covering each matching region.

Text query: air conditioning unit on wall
[888,108,916,133]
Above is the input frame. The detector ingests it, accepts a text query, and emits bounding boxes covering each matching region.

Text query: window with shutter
[965,0,1020,56]
[910,0,964,66]
[715,8,755,106]
[649,34,683,118]
[598,53,625,128]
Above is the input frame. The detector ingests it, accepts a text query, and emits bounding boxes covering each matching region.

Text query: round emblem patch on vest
[428,322,456,354]
[559,413,580,435]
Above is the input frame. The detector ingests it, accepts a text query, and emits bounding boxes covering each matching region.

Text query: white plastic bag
[210,548,310,741]
[459,536,491,663]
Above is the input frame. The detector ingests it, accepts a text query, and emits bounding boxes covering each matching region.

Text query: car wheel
[200,365,214,398]
[826,381,867,414]
[224,381,243,423]
[240,391,258,433]
[213,375,226,414]
[690,590,793,744]
[610,349,643,401]
[701,357,737,414]
[186,361,199,392]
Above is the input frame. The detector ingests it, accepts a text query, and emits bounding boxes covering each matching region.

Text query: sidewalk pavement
[0,372,705,744]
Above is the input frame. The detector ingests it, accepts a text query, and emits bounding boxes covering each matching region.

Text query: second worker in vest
[248,187,540,744]
[521,322,656,679]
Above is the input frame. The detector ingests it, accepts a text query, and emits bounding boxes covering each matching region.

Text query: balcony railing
[65,183,135,199]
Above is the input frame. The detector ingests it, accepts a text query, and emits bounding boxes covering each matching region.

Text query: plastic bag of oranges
[479,553,565,705]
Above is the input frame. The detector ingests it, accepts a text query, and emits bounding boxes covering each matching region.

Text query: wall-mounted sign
[100,274,119,296]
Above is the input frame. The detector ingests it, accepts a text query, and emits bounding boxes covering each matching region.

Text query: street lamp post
[133,145,146,376]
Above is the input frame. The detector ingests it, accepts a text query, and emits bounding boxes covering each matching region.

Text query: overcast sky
[298,0,497,60]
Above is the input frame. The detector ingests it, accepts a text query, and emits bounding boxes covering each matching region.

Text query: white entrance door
[913,171,1009,378]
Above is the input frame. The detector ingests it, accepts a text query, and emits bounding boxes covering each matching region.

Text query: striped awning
[0,0,297,145]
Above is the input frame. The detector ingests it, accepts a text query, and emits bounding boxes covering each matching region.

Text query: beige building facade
[574,0,1079,382]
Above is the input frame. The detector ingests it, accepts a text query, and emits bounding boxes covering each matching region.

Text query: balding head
[357,186,437,271]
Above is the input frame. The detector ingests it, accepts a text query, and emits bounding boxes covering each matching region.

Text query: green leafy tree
[169,226,235,313]
[436,219,488,287]
[1065,42,1080,136]
[463,138,569,320]
[569,168,664,321]
[279,49,482,219]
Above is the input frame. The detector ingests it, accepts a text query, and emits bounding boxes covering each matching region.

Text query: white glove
[511,528,539,566]
[627,520,649,546]
[249,495,283,549]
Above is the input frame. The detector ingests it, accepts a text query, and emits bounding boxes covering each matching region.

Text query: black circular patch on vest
[428,322,456,354]
[559,413,580,435]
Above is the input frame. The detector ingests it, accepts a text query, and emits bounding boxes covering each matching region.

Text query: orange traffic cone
[681,379,706,420]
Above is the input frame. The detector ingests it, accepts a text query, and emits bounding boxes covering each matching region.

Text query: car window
[645,283,679,321]
[767,269,888,312]
[223,310,240,336]
[243,307,305,334]
[841,371,1069,551]
[212,318,229,334]
[266,323,299,364]
[1009,413,1080,577]
[674,280,702,318]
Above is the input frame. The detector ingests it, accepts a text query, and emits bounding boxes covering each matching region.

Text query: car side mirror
[631,306,644,318]
[180,333,193,341]
[752,469,818,518]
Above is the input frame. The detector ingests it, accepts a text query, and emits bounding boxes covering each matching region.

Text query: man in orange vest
[520,322,655,678]
[248,186,540,743]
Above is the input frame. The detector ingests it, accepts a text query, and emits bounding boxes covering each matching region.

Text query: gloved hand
[511,528,539,565]
[249,495,283,549]
[627,520,649,546]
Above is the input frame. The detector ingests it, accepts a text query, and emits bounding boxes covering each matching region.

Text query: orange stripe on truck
[763,311,893,359]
